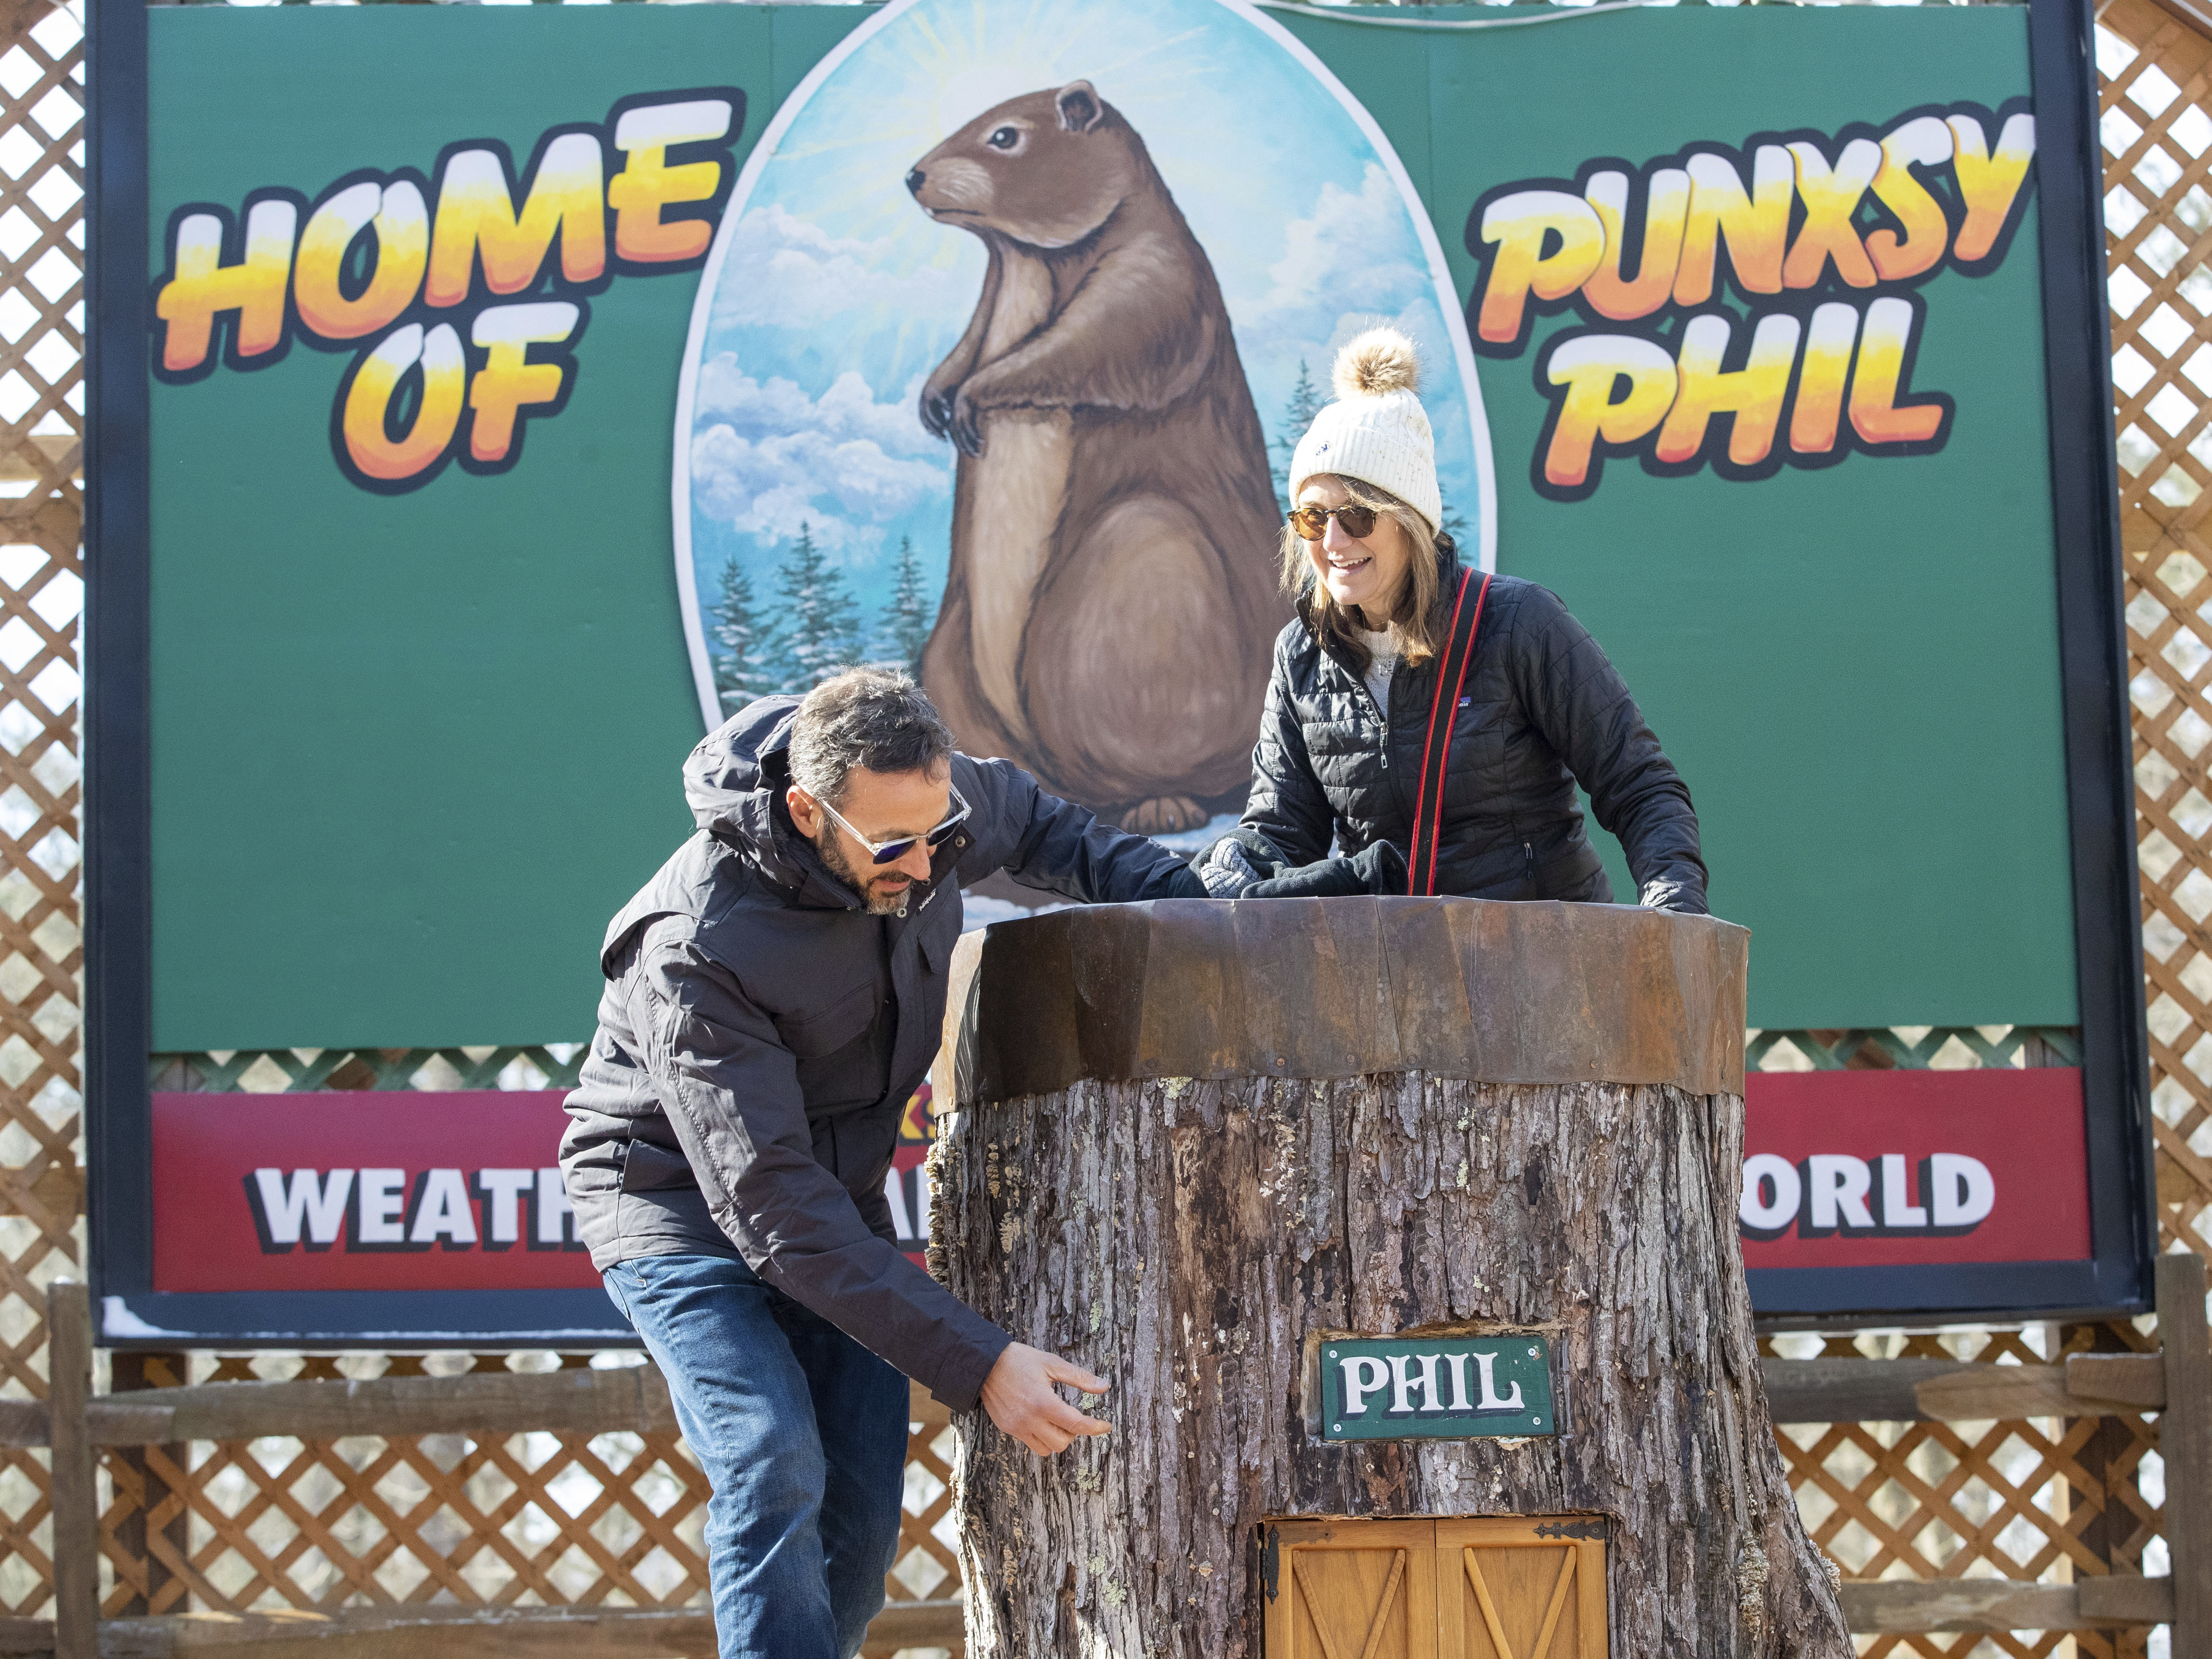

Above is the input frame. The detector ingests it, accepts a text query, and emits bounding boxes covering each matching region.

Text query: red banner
[1739,1066,2091,1268]
[157,1071,2076,1290]
[152,1086,940,1292]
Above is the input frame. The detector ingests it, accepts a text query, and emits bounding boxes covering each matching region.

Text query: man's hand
[980,1343,1111,1455]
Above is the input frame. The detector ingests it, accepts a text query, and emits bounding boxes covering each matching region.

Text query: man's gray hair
[789,666,954,807]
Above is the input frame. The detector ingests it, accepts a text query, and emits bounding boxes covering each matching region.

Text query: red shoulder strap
[1407,570,1492,897]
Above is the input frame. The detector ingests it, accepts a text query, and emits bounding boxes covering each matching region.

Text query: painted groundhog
[906,79,1284,833]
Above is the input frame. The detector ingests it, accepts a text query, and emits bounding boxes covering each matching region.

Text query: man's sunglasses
[818,783,972,865]
[1288,502,1379,541]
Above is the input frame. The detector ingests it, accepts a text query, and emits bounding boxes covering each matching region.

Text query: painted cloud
[689,358,947,554]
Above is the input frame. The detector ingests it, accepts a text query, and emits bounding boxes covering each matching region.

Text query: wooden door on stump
[1438,1519,1606,1659]
[1268,1519,1437,1659]
[1265,1518,1607,1659]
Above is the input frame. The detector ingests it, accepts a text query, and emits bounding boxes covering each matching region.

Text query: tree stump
[928,897,1850,1659]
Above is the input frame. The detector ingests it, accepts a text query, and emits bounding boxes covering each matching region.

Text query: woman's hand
[1197,837,1263,897]
[1637,876,1710,915]
[980,1343,1112,1455]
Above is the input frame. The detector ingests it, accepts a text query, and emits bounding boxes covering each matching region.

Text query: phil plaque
[1318,1334,1557,1443]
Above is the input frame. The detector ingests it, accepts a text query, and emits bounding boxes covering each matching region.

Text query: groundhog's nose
[905,167,926,195]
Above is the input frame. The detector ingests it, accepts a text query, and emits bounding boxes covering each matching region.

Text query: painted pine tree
[1441,506,1471,561]
[878,535,935,674]
[1270,358,1323,502]
[771,522,862,690]
[709,558,781,713]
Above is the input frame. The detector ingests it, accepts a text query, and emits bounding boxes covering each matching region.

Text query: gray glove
[1198,837,1264,898]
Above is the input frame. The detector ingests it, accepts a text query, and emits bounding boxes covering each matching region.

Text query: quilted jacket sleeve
[1238,633,1335,869]
[625,924,1012,1408]
[1507,585,1710,914]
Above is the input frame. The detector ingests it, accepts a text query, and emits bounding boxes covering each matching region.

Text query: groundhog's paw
[949,389,987,457]
[1123,797,1206,835]
[921,384,957,441]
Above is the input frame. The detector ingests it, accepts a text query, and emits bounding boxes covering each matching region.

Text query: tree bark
[929,897,1850,1659]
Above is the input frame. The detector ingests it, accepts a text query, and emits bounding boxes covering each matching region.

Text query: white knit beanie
[1287,328,1444,534]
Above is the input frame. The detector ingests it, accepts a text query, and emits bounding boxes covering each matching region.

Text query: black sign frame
[82,0,2154,1343]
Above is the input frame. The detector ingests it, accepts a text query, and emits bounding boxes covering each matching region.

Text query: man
[558,667,1208,1659]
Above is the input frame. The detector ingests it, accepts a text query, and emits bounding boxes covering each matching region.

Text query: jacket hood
[683,696,851,902]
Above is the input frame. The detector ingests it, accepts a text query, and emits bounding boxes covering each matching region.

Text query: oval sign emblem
[674,0,1494,830]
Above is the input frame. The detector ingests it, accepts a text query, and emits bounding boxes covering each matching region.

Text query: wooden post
[46,1279,97,1659]
[108,1351,186,1615]
[2160,1252,2212,1659]
[932,898,1851,1659]
[2060,1321,2138,1601]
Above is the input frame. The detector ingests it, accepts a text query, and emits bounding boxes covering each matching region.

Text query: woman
[1199,328,1708,913]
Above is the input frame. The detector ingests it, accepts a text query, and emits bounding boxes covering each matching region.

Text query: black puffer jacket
[1242,569,1708,911]
[558,698,1205,1409]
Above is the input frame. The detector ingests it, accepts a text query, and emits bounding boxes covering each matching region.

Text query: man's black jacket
[559,698,1203,1409]
[1243,571,1708,911]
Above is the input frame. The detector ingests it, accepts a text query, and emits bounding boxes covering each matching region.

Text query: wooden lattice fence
[0,0,2200,1654]
[0,0,84,1630]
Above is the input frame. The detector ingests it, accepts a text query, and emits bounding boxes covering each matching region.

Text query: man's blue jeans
[603,1254,911,1659]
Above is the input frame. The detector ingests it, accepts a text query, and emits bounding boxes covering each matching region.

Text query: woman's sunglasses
[818,783,972,865]
[1288,502,1378,541]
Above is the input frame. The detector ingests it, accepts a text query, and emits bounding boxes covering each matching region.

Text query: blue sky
[678,0,1487,687]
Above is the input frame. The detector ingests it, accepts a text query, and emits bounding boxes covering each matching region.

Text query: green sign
[131,0,2084,1049]
[98,0,2152,1334]
[1319,1335,1556,1443]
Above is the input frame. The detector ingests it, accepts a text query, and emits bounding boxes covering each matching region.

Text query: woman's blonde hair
[1278,473,1453,670]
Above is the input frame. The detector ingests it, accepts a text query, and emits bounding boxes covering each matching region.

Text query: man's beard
[818,831,920,916]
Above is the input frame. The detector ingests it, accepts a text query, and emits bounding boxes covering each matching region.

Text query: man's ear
[786,785,822,839]
[1055,80,1103,134]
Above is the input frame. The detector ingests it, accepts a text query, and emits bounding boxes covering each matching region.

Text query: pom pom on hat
[1332,328,1421,400]
[1289,327,1443,534]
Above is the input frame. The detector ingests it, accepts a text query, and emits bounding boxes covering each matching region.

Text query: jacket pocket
[1532,838,1606,901]
[619,1139,695,1194]
[920,914,954,978]
[774,979,879,1059]
[837,1107,903,1195]
[562,1137,623,1201]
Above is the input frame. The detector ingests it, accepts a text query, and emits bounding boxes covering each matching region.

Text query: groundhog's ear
[1055,80,1104,134]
